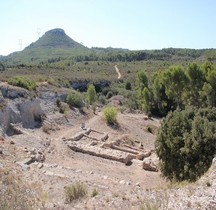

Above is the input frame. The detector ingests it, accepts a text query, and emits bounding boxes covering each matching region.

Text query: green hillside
[1,28,216,67]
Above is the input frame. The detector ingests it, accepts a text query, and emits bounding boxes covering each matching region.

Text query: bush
[91,188,99,197]
[66,91,83,108]
[59,103,69,114]
[106,91,113,99]
[56,98,61,107]
[98,95,107,105]
[64,182,88,203]
[125,81,132,90]
[0,62,5,71]
[42,124,51,134]
[8,76,36,90]
[155,107,216,182]
[103,106,118,125]
[86,84,97,105]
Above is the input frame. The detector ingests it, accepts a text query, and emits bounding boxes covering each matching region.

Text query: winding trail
[114,65,122,79]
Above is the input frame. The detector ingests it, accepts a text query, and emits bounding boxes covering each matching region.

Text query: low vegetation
[86,84,97,105]
[8,76,36,91]
[64,182,88,203]
[0,168,40,210]
[103,106,118,125]
[91,188,99,197]
[66,90,83,108]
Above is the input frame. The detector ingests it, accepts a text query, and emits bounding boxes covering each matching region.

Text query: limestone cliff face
[0,83,44,134]
[0,99,44,133]
[17,99,44,128]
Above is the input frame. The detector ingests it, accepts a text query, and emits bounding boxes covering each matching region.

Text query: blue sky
[1,0,216,55]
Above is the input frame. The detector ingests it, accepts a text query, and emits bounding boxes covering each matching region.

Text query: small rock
[126,181,131,185]
[50,163,58,168]
[136,153,145,160]
[144,116,148,120]
[10,140,15,144]
[17,158,35,166]
[89,141,98,146]
[57,165,63,169]
[30,148,36,155]
[135,182,141,187]
[103,176,108,180]
[90,171,94,174]
[212,157,216,165]
[24,148,28,152]
[0,149,3,154]
[22,165,30,171]
[76,169,82,173]
[55,173,67,178]
[47,148,51,153]
[142,158,158,172]
[45,171,54,176]
[119,180,126,184]
[38,163,44,169]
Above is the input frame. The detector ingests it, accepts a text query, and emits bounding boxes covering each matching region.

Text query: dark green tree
[183,63,205,107]
[87,84,97,105]
[205,68,216,107]
[151,71,175,116]
[155,107,216,182]
[0,62,5,71]
[125,81,132,90]
[163,65,188,108]
[137,70,148,90]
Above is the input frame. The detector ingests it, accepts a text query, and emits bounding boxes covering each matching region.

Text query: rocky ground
[0,82,215,210]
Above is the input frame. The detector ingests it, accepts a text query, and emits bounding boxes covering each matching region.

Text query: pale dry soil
[1,108,165,209]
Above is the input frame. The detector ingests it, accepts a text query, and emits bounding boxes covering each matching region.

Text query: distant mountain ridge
[1,28,216,66]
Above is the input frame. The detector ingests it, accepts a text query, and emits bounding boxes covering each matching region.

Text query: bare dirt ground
[0,85,215,209]
[1,105,167,209]
[114,65,122,79]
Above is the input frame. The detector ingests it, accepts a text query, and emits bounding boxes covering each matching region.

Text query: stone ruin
[63,127,158,172]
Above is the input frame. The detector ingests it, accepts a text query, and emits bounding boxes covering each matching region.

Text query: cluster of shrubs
[8,76,36,91]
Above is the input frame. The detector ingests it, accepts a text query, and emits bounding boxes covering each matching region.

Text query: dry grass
[0,167,40,210]
[64,181,88,203]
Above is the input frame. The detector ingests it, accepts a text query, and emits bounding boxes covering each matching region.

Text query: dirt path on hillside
[114,65,122,79]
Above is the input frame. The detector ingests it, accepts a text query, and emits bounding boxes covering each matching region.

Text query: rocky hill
[28,28,86,49]
[2,28,91,65]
